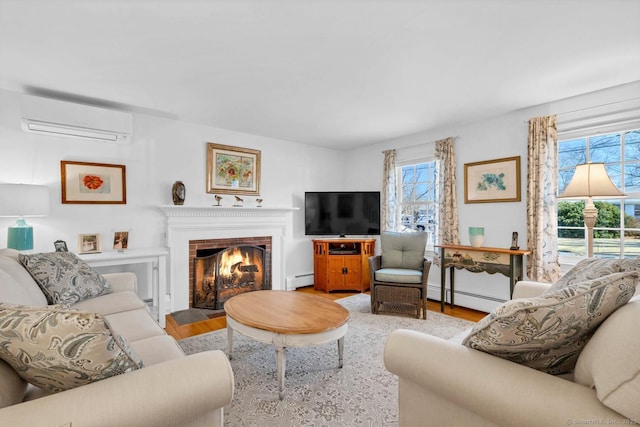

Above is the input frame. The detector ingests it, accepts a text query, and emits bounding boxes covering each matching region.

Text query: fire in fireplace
[193,245,266,310]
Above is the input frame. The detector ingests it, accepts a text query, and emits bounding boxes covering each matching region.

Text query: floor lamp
[558,163,626,257]
[0,184,50,250]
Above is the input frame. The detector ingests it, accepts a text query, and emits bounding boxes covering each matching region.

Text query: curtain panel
[434,137,459,264]
[527,115,562,282]
[382,149,397,232]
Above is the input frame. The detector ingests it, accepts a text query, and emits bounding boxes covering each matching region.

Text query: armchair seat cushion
[374,268,423,284]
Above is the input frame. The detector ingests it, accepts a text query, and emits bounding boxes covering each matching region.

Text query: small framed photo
[78,233,102,254]
[464,156,521,203]
[206,143,261,196]
[113,231,129,251]
[53,240,68,252]
[61,160,126,204]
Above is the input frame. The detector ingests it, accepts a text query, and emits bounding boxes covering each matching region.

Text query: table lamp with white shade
[558,163,626,257]
[0,184,50,250]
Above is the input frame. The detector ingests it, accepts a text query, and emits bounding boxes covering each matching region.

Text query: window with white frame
[396,159,438,248]
[557,128,640,258]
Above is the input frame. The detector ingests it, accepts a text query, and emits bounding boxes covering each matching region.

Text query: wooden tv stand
[312,238,376,293]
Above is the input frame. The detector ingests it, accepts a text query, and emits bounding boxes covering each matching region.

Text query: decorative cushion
[0,303,143,393]
[545,257,640,294]
[574,296,640,421]
[462,272,638,374]
[380,231,428,270]
[19,252,112,305]
[374,268,423,284]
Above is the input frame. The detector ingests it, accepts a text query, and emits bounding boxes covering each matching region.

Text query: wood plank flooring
[164,286,488,341]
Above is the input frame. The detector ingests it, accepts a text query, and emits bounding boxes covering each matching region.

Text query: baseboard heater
[285,273,314,290]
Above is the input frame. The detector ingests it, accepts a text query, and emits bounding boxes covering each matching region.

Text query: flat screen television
[304,191,381,236]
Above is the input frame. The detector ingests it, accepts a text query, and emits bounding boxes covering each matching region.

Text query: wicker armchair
[369,231,431,319]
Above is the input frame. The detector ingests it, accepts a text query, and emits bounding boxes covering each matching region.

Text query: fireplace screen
[193,245,265,310]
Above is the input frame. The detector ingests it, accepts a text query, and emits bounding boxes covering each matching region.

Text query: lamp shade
[559,163,625,199]
[0,184,50,217]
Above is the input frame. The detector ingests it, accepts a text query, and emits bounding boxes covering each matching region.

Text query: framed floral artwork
[464,156,521,203]
[61,161,126,204]
[206,143,261,196]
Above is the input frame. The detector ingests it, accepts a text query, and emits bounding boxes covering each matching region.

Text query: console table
[435,244,531,312]
[78,247,169,327]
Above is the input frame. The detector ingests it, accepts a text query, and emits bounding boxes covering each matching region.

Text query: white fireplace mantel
[159,205,298,312]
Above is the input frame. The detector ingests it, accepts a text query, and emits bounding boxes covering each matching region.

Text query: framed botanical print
[61,161,126,204]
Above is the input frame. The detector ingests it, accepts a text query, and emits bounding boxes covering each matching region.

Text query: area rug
[178,293,475,427]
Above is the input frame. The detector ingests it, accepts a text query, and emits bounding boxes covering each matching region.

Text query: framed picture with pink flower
[61,161,126,204]
[206,143,261,196]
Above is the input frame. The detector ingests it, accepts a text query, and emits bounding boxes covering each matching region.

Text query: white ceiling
[1,0,639,149]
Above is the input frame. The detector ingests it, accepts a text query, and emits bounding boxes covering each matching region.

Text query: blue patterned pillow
[463,272,639,374]
[19,252,112,305]
[0,303,143,392]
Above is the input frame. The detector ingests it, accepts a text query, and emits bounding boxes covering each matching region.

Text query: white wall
[0,88,345,286]
[345,80,640,312]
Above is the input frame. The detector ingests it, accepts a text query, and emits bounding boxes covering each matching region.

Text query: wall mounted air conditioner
[21,95,132,143]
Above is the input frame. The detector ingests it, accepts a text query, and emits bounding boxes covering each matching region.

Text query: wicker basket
[375,285,422,318]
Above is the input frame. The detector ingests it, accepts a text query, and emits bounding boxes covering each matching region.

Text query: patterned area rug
[178,293,475,427]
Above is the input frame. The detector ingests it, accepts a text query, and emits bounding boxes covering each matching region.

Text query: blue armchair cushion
[380,232,427,271]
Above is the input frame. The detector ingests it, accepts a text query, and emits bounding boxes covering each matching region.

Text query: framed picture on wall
[206,143,261,196]
[61,161,126,204]
[464,156,521,203]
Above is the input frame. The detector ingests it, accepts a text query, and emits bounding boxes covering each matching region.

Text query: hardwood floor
[164,286,488,341]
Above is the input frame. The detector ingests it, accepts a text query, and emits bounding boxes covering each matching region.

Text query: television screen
[304,191,381,236]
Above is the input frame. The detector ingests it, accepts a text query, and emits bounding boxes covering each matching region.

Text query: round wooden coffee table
[224,290,350,400]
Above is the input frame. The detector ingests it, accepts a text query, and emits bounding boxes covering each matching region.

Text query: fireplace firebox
[191,238,271,310]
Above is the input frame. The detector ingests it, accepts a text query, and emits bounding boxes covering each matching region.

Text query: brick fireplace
[160,205,296,313]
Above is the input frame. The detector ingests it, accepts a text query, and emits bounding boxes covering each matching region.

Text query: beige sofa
[385,273,640,426]
[0,248,234,427]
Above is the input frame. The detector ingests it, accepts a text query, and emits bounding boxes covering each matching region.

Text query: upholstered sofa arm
[103,272,137,293]
[0,351,234,427]
[384,330,626,426]
[512,280,551,299]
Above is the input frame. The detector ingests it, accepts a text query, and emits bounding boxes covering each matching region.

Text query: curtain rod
[382,136,457,153]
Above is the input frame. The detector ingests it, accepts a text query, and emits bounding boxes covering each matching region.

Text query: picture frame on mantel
[206,143,261,196]
[61,161,126,204]
[464,156,521,203]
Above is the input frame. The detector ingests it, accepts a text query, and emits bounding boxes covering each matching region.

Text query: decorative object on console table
[468,227,484,247]
[171,181,185,205]
[113,231,129,251]
[464,156,521,203]
[54,240,68,252]
[558,162,626,257]
[61,161,126,204]
[0,183,49,250]
[510,231,519,250]
[206,142,261,196]
[436,244,531,312]
[78,233,101,254]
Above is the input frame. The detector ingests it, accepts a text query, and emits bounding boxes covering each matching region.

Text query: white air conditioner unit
[21,95,132,143]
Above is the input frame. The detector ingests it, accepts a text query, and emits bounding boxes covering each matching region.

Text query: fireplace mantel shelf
[159,205,298,218]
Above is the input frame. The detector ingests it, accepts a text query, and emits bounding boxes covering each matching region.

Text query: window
[396,160,437,248]
[557,128,640,258]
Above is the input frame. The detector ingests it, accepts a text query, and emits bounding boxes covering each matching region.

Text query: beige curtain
[435,137,459,260]
[527,115,562,282]
[382,149,397,231]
